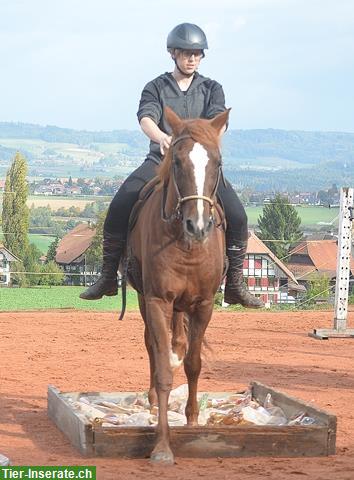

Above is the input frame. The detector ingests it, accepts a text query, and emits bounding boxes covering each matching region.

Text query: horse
[126,106,230,465]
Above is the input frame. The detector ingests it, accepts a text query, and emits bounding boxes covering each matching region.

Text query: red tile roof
[55,223,96,264]
[288,240,354,279]
[286,263,317,280]
[247,232,298,283]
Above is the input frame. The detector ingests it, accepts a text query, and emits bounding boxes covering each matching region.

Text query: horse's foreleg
[184,301,213,426]
[138,294,158,408]
[171,311,187,371]
[146,298,174,465]
[144,326,158,408]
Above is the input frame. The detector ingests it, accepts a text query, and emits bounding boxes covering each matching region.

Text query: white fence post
[310,187,354,339]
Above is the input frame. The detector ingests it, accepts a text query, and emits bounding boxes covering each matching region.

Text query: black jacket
[137,72,226,163]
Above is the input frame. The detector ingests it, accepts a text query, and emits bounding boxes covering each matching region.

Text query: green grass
[0,286,139,311]
[0,139,103,162]
[245,205,339,228]
[0,228,55,254]
[29,234,56,254]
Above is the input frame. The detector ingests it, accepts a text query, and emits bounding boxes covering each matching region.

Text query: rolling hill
[1,122,353,191]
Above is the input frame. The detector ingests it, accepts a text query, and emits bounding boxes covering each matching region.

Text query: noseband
[162,134,222,222]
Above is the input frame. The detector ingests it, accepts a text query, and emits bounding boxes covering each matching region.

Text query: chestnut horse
[127,106,230,465]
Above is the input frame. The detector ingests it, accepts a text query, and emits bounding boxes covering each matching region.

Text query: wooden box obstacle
[48,381,336,458]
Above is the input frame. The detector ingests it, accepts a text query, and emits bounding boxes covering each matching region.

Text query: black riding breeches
[104,159,158,235]
[104,159,248,242]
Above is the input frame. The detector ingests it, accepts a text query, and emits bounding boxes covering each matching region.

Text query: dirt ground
[1,309,354,479]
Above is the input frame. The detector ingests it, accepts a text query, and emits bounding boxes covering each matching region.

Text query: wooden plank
[251,381,337,455]
[93,425,329,458]
[251,382,335,424]
[171,427,329,458]
[47,385,94,456]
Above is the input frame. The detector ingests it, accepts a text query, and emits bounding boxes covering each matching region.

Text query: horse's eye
[174,157,181,168]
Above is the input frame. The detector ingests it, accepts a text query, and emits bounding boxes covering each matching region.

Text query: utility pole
[310,187,354,339]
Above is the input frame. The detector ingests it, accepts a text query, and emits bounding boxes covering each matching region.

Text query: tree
[11,261,28,287]
[317,190,330,205]
[257,194,302,260]
[2,152,29,261]
[25,243,43,286]
[306,274,330,304]
[38,261,64,286]
[46,236,60,262]
[85,210,107,271]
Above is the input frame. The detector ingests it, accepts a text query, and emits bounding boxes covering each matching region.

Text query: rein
[162,134,222,223]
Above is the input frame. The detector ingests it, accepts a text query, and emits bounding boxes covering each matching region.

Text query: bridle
[162,134,223,222]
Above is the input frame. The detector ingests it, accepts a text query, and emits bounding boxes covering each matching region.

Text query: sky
[1,0,354,132]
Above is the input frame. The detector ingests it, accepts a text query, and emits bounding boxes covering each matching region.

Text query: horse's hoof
[187,421,198,427]
[150,450,174,466]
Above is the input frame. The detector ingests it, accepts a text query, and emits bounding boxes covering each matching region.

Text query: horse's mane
[157,119,219,187]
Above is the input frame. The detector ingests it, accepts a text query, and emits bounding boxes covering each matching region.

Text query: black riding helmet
[167,23,208,51]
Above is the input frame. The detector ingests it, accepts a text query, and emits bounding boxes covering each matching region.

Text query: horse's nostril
[206,219,213,231]
[186,219,195,235]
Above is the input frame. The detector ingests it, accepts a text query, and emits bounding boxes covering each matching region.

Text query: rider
[80,23,263,308]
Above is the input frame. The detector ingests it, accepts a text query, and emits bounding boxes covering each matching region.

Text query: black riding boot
[79,231,125,300]
[224,240,264,308]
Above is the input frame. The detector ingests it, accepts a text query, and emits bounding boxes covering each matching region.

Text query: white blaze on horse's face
[189,142,209,230]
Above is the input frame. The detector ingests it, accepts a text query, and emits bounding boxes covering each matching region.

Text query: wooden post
[309,187,354,339]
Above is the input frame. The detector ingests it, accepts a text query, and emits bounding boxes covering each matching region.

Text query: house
[33,180,66,195]
[65,185,82,196]
[0,243,20,286]
[287,239,354,291]
[242,232,305,305]
[0,179,5,192]
[55,224,98,286]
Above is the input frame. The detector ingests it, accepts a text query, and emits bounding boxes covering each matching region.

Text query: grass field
[0,228,55,254]
[29,234,56,253]
[245,205,339,228]
[25,199,340,228]
[26,195,111,209]
[0,193,111,211]
[0,138,104,163]
[0,286,139,311]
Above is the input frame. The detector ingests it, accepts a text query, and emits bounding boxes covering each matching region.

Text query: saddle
[128,176,161,233]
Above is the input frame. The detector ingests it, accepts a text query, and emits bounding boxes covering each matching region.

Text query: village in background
[0,121,353,309]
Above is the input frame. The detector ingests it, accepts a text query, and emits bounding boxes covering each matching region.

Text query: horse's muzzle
[184,217,214,242]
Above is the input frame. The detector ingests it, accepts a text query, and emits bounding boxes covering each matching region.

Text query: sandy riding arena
[1,310,354,479]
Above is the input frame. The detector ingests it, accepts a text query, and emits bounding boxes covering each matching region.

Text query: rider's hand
[159,134,172,155]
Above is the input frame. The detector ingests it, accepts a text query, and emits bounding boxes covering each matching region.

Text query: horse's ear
[164,106,183,134]
[210,108,231,135]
